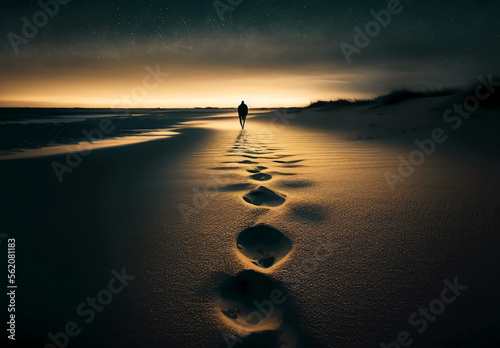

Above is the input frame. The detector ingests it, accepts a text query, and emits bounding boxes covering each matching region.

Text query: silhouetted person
[238,101,248,129]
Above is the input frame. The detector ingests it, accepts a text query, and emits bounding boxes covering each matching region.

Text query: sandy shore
[1,99,500,347]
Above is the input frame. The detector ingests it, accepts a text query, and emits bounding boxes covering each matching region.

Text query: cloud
[0,1,499,106]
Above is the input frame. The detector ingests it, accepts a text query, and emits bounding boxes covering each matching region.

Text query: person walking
[238,101,248,129]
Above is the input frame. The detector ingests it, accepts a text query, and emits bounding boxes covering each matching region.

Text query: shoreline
[0,109,238,160]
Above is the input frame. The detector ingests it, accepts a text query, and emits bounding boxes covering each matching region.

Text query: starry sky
[0,0,499,107]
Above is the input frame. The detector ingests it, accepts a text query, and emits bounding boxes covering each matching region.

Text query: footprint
[246,166,268,174]
[215,183,257,192]
[210,166,240,170]
[273,159,303,164]
[222,160,259,165]
[279,180,312,188]
[243,186,286,207]
[279,164,304,168]
[236,224,292,269]
[250,173,272,181]
[225,154,260,159]
[243,150,272,155]
[241,155,276,160]
[271,154,294,159]
[216,270,286,332]
[268,172,296,176]
[229,331,287,348]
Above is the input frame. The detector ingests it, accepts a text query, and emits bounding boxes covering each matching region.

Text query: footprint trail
[210,130,315,347]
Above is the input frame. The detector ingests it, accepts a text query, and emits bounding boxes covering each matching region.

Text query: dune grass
[307,87,461,109]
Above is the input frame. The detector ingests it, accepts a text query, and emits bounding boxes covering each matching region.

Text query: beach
[1,95,500,347]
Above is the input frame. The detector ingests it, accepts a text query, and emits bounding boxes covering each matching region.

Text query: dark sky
[1,0,499,107]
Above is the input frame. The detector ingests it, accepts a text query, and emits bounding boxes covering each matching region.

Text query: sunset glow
[2,1,497,108]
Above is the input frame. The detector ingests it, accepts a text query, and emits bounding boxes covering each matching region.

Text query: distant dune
[256,79,500,159]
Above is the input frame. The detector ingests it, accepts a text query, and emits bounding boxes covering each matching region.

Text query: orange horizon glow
[0,93,373,109]
[0,67,374,108]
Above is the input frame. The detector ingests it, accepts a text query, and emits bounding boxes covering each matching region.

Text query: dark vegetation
[308,77,500,110]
